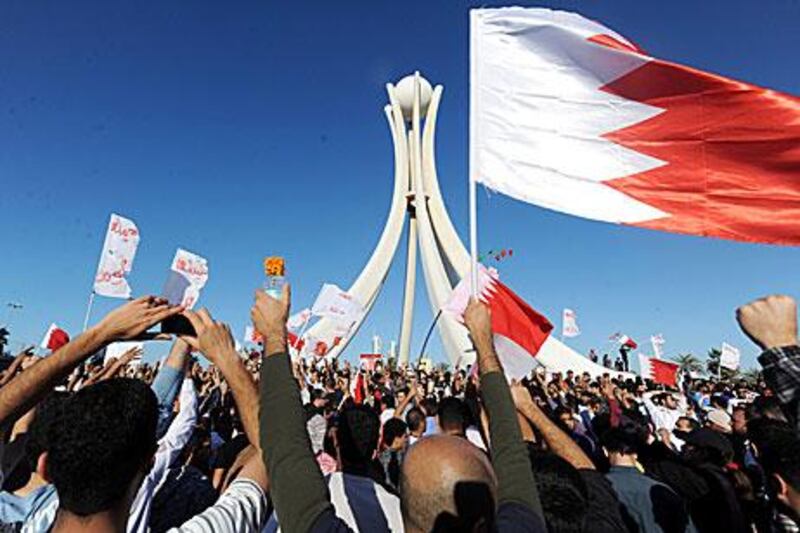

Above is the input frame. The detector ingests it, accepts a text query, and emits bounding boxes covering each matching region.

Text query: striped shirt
[169,479,268,533]
[262,472,403,533]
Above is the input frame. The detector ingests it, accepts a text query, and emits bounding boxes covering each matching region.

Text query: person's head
[400,435,497,532]
[554,407,576,433]
[675,416,699,434]
[601,424,644,466]
[36,379,158,517]
[731,406,747,435]
[528,447,588,533]
[337,405,380,472]
[663,394,678,410]
[406,408,426,438]
[383,418,409,451]
[748,420,800,516]
[706,409,733,434]
[437,397,467,437]
[380,394,396,412]
[310,388,328,409]
[678,428,734,467]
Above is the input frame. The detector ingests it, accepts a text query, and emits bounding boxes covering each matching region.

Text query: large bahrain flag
[471,7,800,245]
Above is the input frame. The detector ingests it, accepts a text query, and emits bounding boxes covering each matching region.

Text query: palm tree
[739,368,762,386]
[671,353,703,374]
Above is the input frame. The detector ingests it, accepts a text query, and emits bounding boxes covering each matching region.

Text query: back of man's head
[400,435,497,532]
[44,379,158,516]
[406,408,425,436]
[437,397,467,437]
[338,405,380,469]
[601,424,644,457]
[528,447,588,533]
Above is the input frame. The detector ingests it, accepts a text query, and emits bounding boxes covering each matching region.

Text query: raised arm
[737,295,800,432]
[182,309,261,448]
[0,296,181,425]
[463,299,544,520]
[254,286,346,533]
[511,382,595,470]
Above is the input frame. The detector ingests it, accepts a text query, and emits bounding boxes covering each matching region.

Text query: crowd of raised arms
[0,288,798,533]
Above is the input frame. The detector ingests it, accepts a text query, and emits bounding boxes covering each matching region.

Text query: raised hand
[97,296,182,342]
[181,309,237,364]
[463,298,492,341]
[510,380,535,410]
[736,295,798,351]
[251,284,291,355]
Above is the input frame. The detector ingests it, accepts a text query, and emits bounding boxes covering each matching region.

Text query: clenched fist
[736,295,798,351]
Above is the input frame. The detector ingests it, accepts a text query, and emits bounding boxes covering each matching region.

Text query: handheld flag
[446,266,553,380]
[40,323,70,352]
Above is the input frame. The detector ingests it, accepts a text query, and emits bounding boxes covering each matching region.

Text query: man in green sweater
[255,285,546,532]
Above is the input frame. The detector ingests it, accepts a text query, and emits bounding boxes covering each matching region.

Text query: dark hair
[437,397,467,435]
[405,408,425,433]
[600,424,645,455]
[382,418,408,448]
[338,405,380,467]
[45,379,158,515]
[748,418,800,492]
[528,447,588,533]
[381,394,396,410]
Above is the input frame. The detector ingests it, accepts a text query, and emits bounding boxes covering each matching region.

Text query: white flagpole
[468,10,480,297]
[82,292,96,332]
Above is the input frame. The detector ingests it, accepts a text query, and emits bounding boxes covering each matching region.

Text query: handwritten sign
[168,248,209,309]
[93,214,140,298]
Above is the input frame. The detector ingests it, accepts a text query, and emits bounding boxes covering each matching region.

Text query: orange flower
[263,256,285,277]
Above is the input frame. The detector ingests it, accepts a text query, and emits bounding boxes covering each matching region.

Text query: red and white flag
[638,354,680,387]
[93,214,140,298]
[287,308,312,332]
[610,332,638,350]
[40,323,70,352]
[445,266,553,380]
[471,8,800,245]
[360,353,382,372]
[562,308,580,338]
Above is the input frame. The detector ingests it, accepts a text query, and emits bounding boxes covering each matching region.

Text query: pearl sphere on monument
[394,74,433,120]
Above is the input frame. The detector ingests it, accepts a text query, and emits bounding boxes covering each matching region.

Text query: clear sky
[1,1,799,370]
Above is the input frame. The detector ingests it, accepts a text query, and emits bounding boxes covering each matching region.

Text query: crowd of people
[0,287,798,532]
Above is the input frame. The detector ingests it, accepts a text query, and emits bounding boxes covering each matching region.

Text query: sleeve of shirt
[261,352,343,533]
[151,364,184,439]
[480,371,544,520]
[153,379,198,478]
[758,345,800,432]
[169,479,268,533]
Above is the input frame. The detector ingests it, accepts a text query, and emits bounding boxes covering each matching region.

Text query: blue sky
[1,1,799,370]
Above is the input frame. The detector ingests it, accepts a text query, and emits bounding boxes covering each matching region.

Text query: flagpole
[468,10,479,297]
[82,292,96,332]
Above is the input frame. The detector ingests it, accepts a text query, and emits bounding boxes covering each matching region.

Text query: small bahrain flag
[471,7,800,245]
[446,266,554,380]
[639,354,680,387]
[40,324,70,352]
